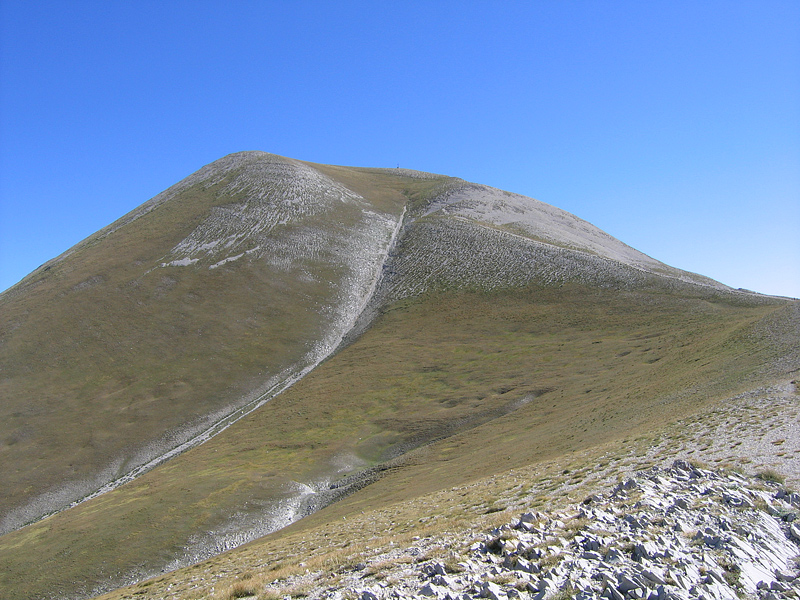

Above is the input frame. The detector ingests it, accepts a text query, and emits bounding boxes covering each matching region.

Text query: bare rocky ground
[271,461,800,600]
[640,382,800,490]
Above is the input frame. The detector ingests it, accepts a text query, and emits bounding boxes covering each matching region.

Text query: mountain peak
[1,153,794,600]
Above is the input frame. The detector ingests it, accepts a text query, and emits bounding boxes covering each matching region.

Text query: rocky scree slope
[231,461,800,600]
[342,178,747,347]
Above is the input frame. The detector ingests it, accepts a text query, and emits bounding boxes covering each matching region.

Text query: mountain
[0,152,796,600]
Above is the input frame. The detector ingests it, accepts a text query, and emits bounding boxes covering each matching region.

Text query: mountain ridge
[0,152,796,600]
[1,150,743,534]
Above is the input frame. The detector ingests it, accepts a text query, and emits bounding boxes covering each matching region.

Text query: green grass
[0,157,449,529]
[0,153,795,599]
[756,468,785,484]
[0,281,788,599]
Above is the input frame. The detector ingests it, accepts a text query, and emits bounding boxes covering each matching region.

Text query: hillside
[0,152,412,533]
[0,152,796,600]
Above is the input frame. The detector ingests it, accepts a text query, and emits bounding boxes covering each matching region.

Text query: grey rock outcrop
[267,461,800,600]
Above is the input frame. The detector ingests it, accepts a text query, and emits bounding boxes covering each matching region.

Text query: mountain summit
[0,152,796,600]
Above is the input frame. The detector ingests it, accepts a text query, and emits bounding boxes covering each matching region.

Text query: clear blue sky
[1,1,798,297]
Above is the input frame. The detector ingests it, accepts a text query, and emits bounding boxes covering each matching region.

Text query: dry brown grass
[223,581,259,599]
[757,468,785,484]
[2,279,790,599]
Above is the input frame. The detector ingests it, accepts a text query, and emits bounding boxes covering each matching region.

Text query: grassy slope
[0,156,435,532]
[96,366,799,600]
[1,155,795,599]
[0,282,790,599]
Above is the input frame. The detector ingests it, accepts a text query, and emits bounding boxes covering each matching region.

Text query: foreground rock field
[246,462,799,600]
